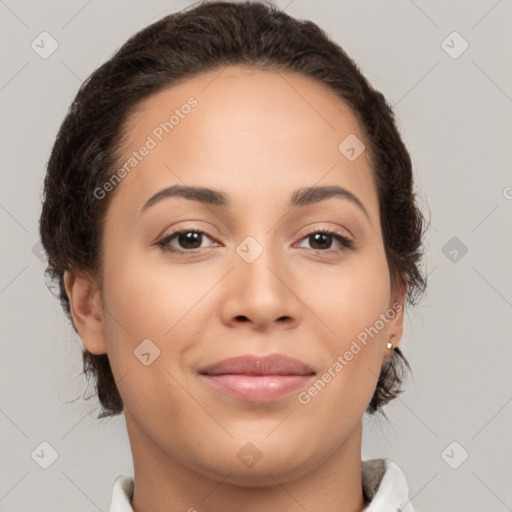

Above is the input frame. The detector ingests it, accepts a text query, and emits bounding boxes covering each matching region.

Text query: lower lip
[200,374,315,402]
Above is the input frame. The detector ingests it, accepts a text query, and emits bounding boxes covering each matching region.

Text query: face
[68,65,405,486]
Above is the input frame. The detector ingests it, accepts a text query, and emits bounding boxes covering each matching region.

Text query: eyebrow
[140,184,369,219]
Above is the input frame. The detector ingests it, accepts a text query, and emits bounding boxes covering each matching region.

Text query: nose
[220,238,302,332]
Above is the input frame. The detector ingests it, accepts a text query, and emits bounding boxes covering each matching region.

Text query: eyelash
[156,227,354,255]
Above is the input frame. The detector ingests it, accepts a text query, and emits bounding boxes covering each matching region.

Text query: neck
[127,416,367,512]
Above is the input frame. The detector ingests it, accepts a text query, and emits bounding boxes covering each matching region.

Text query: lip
[198,354,316,402]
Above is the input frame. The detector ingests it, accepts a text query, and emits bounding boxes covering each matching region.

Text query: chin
[211,461,313,488]
[194,443,317,487]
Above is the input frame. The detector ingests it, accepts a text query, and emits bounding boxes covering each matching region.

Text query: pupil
[179,232,201,249]
[311,233,331,249]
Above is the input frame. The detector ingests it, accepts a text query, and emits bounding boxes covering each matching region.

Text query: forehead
[123,64,364,150]
[111,65,376,217]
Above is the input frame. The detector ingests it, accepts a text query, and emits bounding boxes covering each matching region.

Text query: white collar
[110,458,415,512]
[362,458,415,511]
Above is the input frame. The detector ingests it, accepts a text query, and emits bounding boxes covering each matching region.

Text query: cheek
[300,246,391,404]
[102,244,192,338]
[99,247,198,418]
[306,247,391,345]
[100,242,216,383]
[296,261,390,428]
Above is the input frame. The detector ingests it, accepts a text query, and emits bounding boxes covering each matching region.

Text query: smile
[198,353,316,402]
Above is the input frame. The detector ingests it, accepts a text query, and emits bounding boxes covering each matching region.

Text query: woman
[39,1,427,510]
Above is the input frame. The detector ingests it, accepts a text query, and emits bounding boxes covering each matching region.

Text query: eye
[296,228,354,253]
[157,229,217,253]
[156,227,354,255]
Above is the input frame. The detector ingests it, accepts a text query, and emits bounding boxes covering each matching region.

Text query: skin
[64,65,406,512]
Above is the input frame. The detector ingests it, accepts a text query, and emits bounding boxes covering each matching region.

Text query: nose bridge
[234,231,286,296]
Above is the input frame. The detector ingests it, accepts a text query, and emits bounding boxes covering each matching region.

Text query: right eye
[156,228,219,253]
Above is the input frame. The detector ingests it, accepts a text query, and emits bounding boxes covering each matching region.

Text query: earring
[386,341,394,350]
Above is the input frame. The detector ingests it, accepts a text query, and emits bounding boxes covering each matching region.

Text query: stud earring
[386,341,394,350]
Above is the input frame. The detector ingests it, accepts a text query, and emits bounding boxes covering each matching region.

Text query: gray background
[1,0,511,511]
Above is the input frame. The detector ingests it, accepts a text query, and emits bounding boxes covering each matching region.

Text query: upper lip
[199,354,316,376]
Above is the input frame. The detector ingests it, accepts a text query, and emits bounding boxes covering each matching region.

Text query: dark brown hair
[39,0,427,419]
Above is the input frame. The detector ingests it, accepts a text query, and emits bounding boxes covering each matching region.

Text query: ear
[384,277,408,356]
[63,269,107,355]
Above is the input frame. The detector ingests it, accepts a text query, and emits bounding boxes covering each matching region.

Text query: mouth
[198,354,316,402]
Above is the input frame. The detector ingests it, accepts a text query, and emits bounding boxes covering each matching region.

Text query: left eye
[157,229,353,253]
[297,230,353,252]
